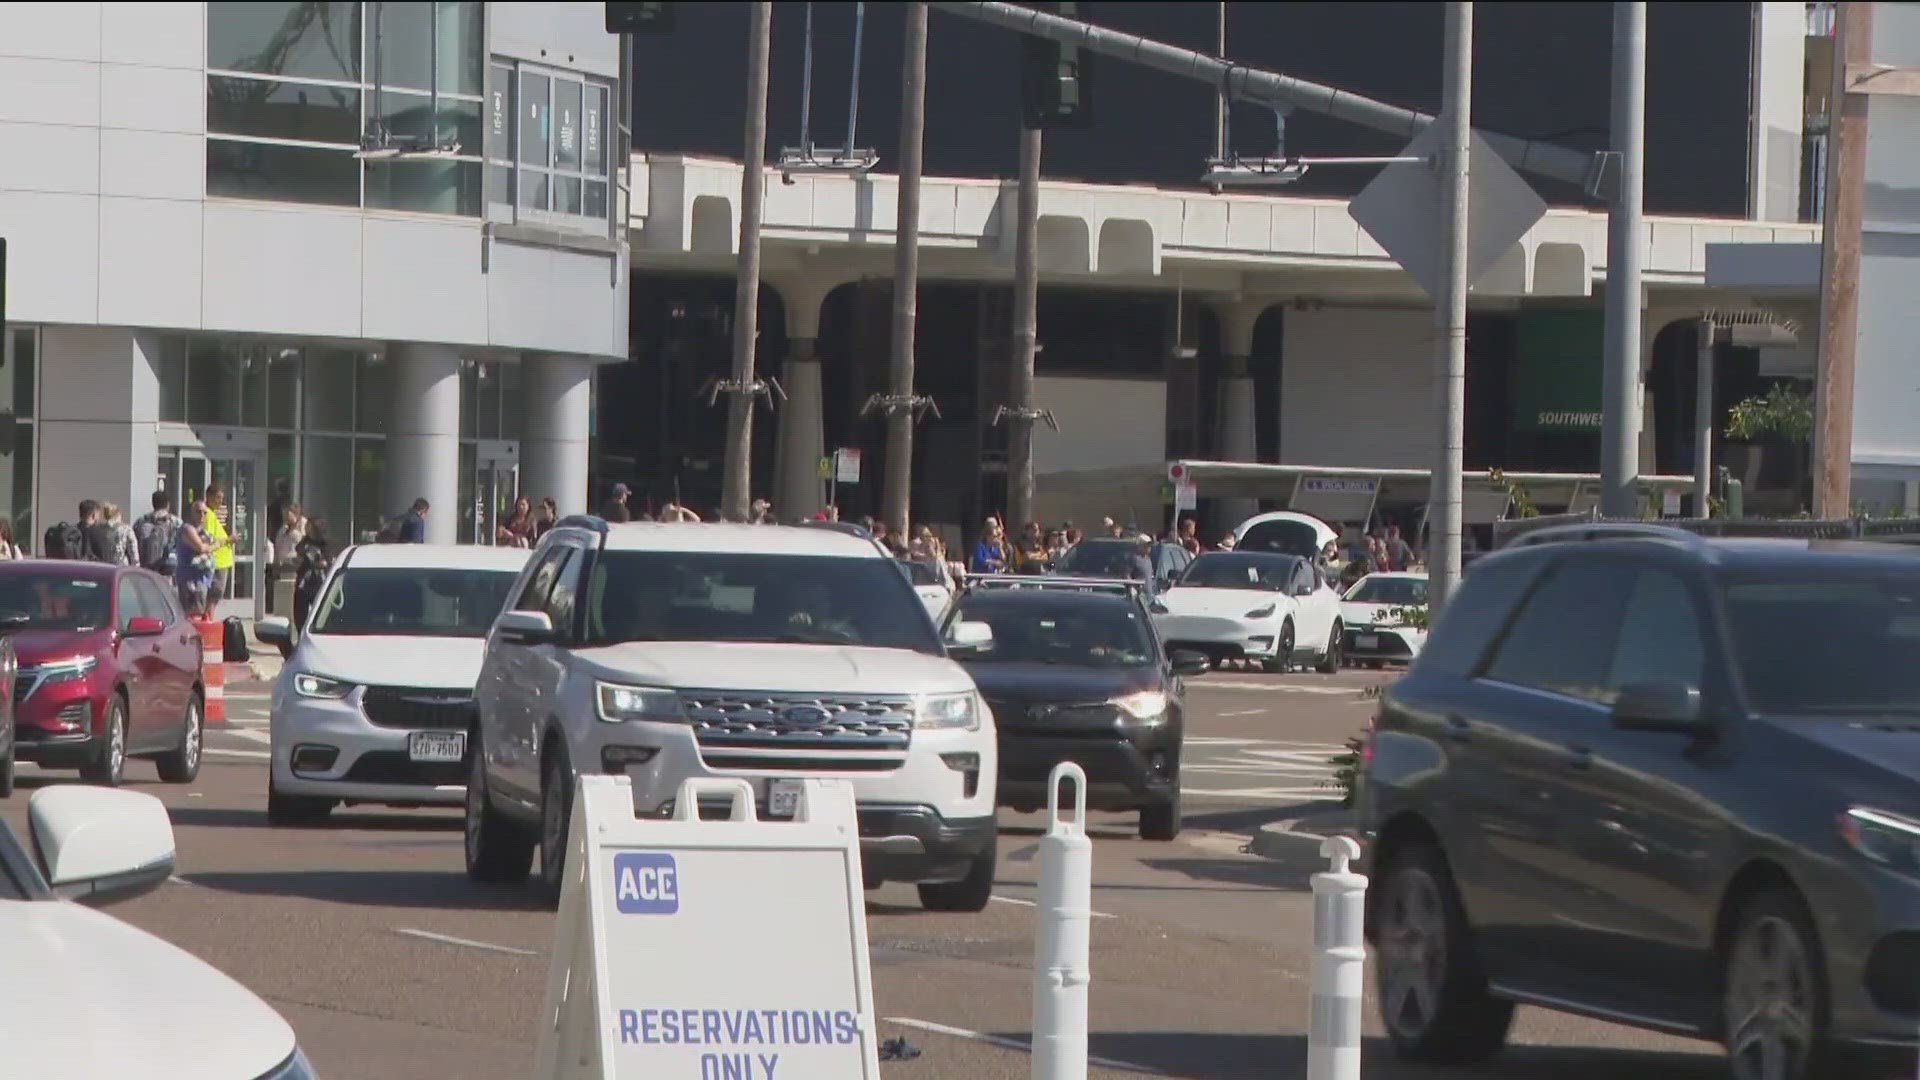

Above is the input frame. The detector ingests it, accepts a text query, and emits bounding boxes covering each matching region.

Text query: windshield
[1237,520,1323,559]
[1178,553,1296,591]
[1722,571,1920,714]
[581,551,943,653]
[899,560,945,587]
[1345,576,1429,606]
[0,574,111,632]
[953,597,1155,668]
[1057,541,1143,578]
[309,568,520,637]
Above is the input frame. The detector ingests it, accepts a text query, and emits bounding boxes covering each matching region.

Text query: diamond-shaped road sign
[1348,120,1549,303]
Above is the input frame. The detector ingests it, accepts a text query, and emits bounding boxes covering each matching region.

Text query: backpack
[83,522,119,564]
[135,513,178,573]
[44,522,84,560]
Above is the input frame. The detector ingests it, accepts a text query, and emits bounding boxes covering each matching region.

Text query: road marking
[227,728,272,745]
[391,927,538,956]
[1192,680,1365,695]
[168,875,197,887]
[1218,708,1266,717]
[990,894,1115,919]
[205,747,271,760]
[884,1017,1162,1075]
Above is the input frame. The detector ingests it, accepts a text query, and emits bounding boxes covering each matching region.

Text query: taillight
[1360,714,1376,767]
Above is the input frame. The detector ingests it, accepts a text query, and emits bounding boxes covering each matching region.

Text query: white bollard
[1032,761,1093,1080]
[1307,835,1367,1080]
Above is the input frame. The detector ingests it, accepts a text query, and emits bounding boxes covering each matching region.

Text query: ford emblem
[782,705,832,725]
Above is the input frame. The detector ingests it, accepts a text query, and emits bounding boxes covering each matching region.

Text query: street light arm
[927,0,1608,192]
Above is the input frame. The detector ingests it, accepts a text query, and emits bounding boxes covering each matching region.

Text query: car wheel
[266,773,335,825]
[1139,796,1181,841]
[155,692,203,783]
[1318,623,1345,674]
[918,831,997,913]
[80,695,128,787]
[537,743,576,904]
[465,733,534,885]
[1376,842,1514,1065]
[1722,890,1832,1080]
[1263,620,1295,674]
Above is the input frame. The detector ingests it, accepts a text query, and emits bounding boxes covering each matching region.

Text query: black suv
[944,577,1207,839]
[1360,534,1920,1080]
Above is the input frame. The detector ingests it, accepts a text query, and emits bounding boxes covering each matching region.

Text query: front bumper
[14,680,104,768]
[997,730,1179,811]
[1822,862,1920,1049]
[1153,614,1278,662]
[270,688,468,806]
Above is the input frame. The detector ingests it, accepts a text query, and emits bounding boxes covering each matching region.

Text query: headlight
[257,1047,319,1080]
[37,655,97,684]
[916,692,979,731]
[292,673,353,699]
[596,682,684,724]
[1244,605,1276,620]
[1841,807,1920,871]
[1112,690,1169,721]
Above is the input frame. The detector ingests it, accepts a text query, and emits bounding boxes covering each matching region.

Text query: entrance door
[164,448,264,620]
[473,444,518,544]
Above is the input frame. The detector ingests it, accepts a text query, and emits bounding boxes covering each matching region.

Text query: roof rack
[1504,521,1700,548]
[555,514,610,534]
[964,574,1145,597]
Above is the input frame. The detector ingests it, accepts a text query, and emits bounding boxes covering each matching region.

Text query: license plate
[1355,634,1379,650]
[408,731,466,763]
[767,779,804,819]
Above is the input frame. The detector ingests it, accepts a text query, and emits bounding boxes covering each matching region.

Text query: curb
[1248,809,1358,861]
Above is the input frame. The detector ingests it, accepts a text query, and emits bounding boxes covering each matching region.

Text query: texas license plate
[767,779,804,819]
[1355,634,1379,650]
[408,730,466,763]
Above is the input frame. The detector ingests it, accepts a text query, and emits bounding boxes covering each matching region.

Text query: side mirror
[254,615,293,646]
[0,611,30,636]
[496,610,555,645]
[1611,682,1706,734]
[946,620,994,657]
[1168,650,1210,677]
[29,786,176,905]
[123,616,165,638]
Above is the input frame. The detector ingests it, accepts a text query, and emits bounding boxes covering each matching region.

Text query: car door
[524,545,587,769]
[1463,555,1638,996]
[1289,562,1336,653]
[132,576,193,729]
[485,545,569,803]
[111,574,161,746]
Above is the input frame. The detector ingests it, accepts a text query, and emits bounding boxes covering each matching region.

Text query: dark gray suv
[1359,535,1920,1080]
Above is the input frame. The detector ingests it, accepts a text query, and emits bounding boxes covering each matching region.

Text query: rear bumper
[997,731,1179,811]
[1343,626,1423,661]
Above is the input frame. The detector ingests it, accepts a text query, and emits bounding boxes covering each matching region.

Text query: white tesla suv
[1152,549,1346,672]
[464,519,1002,912]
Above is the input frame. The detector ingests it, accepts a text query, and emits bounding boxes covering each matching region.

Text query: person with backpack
[173,499,216,618]
[101,502,137,566]
[45,500,117,562]
[134,490,180,576]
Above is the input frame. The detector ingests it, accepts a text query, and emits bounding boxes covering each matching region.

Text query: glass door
[473,442,519,544]
[164,448,263,620]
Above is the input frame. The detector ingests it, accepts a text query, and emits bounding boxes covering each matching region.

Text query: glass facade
[486,59,616,231]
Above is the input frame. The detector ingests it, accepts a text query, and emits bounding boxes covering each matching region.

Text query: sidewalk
[223,617,284,688]
[1246,805,1358,861]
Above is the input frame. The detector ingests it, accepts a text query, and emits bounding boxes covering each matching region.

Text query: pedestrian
[1385,524,1414,573]
[600,483,633,522]
[497,496,535,547]
[1129,533,1160,595]
[199,483,238,607]
[1217,534,1236,551]
[534,496,558,539]
[1102,516,1124,539]
[134,490,180,576]
[101,502,137,566]
[970,518,1009,575]
[1176,516,1202,555]
[1014,521,1048,572]
[0,518,20,560]
[291,518,332,634]
[1044,527,1069,564]
[268,503,305,614]
[173,499,216,618]
[750,498,775,524]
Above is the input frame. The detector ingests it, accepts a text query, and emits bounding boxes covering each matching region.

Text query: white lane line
[205,748,271,760]
[990,894,1115,919]
[391,927,538,956]
[168,875,197,887]
[1217,708,1266,717]
[226,728,273,745]
[885,1017,1163,1075]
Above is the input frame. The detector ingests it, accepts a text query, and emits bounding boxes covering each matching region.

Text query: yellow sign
[817,456,833,480]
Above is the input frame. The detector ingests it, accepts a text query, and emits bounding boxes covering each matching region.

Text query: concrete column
[771,277,842,521]
[1210,300,1268,532]
[386,342,461,545]
[521,354,594,518]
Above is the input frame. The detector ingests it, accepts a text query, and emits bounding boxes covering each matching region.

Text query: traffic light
[605,2,674,34]
[1020,2,1093,129]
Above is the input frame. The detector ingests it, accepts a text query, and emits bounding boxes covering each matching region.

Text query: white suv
[464,519,1001,911]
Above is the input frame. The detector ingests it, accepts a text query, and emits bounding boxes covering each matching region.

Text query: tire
[1139,795,1181,841]
[266,774,334,825]
[155,692,203,783]
[1375,842,1514,1065]
[80,694,128,787]
[918,831,997,913]
[1721,889,1834,1080]
[465,732,534,885]
[1318,623,1345,674]
[1262,620,1296,674]
[536,742,576,904]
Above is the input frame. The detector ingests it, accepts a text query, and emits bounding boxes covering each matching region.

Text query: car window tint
[544,549,583,641]
[1484,559,1635,703]
[132,577,176,627]
[1608,569,1706,692]
[513,548,566,612]
[1417,559,1541,677]
[115,576,144,632]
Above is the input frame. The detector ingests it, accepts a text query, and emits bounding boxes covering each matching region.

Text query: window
[545,547,586,640]
[491,61,615,227]
[1180,553,1295,591]
[354,354,390,435]
[133,577,180,628]
[514,548,569,612]
[116,577,143,634]
[1484,560,1636,703]
[1419,559,1541,677]
[309,566,520,637]
[952,596,1156,668]
[352,439,386,542]
[186,341,246,427]
[304,349,357,431]
[1608,570,1706,691]
[300,435,353,545]
[1722,570,1920,715]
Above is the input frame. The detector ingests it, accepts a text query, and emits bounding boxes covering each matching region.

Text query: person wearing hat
[1130,532,1159,596]
[600,483,633,522]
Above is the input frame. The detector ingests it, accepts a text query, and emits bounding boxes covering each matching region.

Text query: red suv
[0,562,205,790]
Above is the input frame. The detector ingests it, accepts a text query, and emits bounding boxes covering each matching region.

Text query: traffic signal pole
[720,2,773,521]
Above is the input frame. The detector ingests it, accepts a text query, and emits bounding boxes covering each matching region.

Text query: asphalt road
[1,668,1732,1080]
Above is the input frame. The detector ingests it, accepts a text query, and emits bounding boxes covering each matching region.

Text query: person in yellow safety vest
[202,483,236,610]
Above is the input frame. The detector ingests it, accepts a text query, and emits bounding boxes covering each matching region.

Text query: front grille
[677,690,914,755]
[989,700,1122,731]
[341,751,466,786]
[698,753,902,773]
[360,686,476,731]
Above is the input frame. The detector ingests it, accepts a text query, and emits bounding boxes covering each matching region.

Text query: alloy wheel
[1379,867,1448,1039]
[1726,916,1814,1080]
[108,707,126,781]
[182,700,201,772]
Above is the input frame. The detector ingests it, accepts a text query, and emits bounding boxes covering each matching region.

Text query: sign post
[535,775,882,1080]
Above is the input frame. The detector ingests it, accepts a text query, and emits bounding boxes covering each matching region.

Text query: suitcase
[222,616,249,662]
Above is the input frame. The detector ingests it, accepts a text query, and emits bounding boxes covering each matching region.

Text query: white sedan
[1339,571,1430,667]
[1151,550,1347,673]
[3,785,314,1079]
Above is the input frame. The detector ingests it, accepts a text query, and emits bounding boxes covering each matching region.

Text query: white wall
[1749,1,1807,222]
[1281,307,1434,469]
[1850,3,1920,479]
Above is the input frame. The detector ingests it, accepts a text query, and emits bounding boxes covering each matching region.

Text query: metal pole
[722,1,774,520]
[926,0,1604,189]
[1815,1,1870,518]
[1428,2,1471,616]
[1694,319,1715,515]
[1210,1,1225,196]
[883,2,929,538]
[1007,126,1042,531]
[1599,1,1647,519]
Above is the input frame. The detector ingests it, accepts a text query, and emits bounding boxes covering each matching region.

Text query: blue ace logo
[612,852,679,914]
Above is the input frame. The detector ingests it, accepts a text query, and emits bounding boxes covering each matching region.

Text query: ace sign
[534,776,881,1080]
